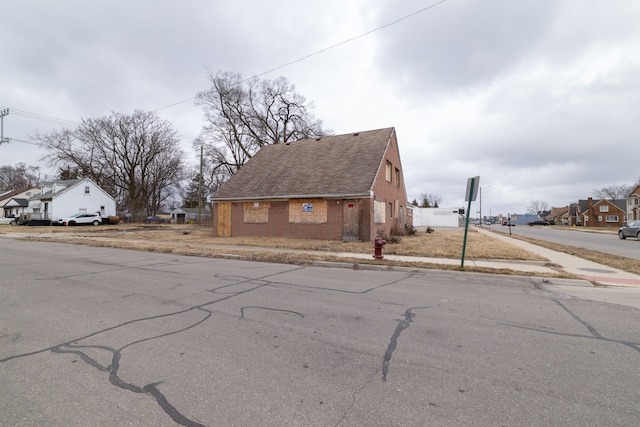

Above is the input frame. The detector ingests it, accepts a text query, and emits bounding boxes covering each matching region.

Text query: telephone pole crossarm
[0,108,11,146]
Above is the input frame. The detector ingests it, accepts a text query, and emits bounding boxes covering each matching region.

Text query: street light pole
[479,185,491,225]
[479,185,491,227]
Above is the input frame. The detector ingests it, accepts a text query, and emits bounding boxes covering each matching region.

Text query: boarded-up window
[289,199,327,223]
[244,202,270,223]
[374,200,386,224]
[218,202,231,237]
[385,161,392,182]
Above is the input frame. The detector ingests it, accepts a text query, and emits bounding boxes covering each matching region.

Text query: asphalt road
[2,239,640,426]
[487,224,640,260]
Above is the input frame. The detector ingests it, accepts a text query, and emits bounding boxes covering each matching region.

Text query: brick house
[626,184,640,222]
[578,197,626,228]
[211,127,409,241]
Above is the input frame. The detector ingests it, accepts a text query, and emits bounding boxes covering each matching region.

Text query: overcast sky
[2,0,639,216]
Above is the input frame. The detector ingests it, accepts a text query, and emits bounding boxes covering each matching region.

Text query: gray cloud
[2,0,639,215]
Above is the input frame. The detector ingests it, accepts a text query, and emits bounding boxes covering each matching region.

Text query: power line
[2,0,450,125]
[0,106,81,127]
[153,0,450,111]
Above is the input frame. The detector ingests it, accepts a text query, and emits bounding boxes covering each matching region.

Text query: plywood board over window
[218,202,231,237]
[289,199,327,223]
[374,200,386,224]
[244,202,270,223]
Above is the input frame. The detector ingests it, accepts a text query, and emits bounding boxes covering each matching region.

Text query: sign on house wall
[289,199,327,223]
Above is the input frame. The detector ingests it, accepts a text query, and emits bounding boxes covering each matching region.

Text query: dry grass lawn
[5,223,637,278]
[1,223,542,260]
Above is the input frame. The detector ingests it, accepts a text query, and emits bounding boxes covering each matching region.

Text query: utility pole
[0,108,10,146]
[198,145,203,225]
[479,185,491,226]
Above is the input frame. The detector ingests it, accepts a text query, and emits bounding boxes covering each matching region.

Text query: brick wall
[368,133,409,240]
[584,198,626,228]
[223,199,347,240]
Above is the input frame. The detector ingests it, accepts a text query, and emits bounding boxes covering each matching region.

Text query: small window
[385,161,392,182]
[395,168,400,188]
[388,202,393,219]
[606,215,618,222]
[598,216,602,222]
[599,205,609,212]
[84,186,90,194]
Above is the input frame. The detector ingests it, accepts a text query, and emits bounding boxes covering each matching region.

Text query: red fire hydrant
[373,237,386,259]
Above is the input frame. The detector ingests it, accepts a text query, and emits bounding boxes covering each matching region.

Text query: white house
[411,207,462,227]
[27,178,116,221]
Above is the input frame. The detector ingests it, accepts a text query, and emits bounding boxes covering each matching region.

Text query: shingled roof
[213,127,395,200]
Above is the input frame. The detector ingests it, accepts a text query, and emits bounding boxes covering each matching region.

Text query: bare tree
[593,184,633,199]
[419,193,442,208]
[194,71,331,187]
[0,163,40,189]
[35,110,185,219]
[527,200,549,215]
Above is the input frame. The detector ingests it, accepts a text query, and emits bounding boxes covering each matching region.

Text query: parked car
[143,215,167,224]
[618,220,640,240]
[528,220,549,226]
[502,221,515,226]
[58,213,103,226]
[0,216,14,225]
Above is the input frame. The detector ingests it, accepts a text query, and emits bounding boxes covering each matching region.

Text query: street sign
[465,176,479,202]
[461,176,479,268]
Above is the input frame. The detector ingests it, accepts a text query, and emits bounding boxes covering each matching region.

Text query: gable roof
[545,206,569,219]
[213,127,396,201]
[0,186,37,203]
[1,198,29,208]
[593,198,626,212]
[30,178,114,202]
[577,198,626,214]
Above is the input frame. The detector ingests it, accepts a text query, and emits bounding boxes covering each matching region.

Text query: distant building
[411,207,462,227]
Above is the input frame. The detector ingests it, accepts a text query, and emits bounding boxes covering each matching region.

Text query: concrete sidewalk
[474,227,640,287]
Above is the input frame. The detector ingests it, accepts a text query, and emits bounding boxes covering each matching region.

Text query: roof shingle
[213,127,395,200]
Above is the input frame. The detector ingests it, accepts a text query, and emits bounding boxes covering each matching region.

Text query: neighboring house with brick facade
[211,127,409,241]
[577,197,626,228]
[626,184,640,222]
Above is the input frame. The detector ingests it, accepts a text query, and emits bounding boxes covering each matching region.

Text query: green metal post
[461,178,476,268]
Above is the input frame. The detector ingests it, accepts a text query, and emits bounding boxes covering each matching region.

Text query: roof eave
[212,192,373,202]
